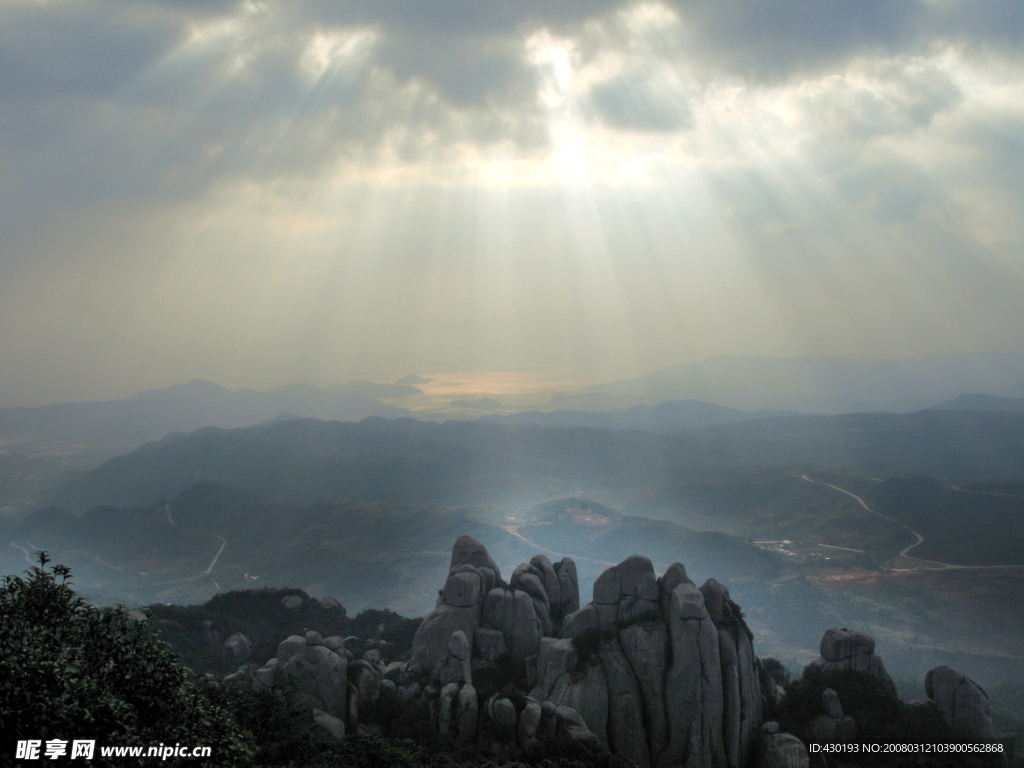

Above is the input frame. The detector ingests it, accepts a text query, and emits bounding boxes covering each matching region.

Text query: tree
[0,553,253,767]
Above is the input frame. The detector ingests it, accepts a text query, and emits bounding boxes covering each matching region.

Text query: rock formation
[760,658,790,689]
[407,540,813,767]
[222,632,251,663]
[926,665,1002,743]
[759,723,810,768]
[281,595,303,610]
[805,627,897,698]
[229,536,809,767]
[806,688,856,744]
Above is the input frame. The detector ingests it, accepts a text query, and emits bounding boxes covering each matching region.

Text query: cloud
[0,1,1023,405]
[0,0,1012,213]
[665,0,925,81]
[795,57,963,139]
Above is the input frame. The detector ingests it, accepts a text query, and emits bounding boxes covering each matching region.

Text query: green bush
[0,554,253,767]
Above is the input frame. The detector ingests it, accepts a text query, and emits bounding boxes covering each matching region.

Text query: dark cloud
[0,2,184,105]
[666,0,925,81]
[0,0,1018,228]
[663,0,1024,82]
[937,0,1024,48]
[292,0,624,107]
[298,0,622,37]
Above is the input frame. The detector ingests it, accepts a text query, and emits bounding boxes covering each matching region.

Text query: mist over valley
[4,380,1024,700]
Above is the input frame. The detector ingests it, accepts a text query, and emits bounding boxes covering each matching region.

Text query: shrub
[0,554,253,767]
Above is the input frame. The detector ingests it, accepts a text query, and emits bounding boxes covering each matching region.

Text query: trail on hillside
[951,485,1024,499]
[498,525,617,568]
[10,541,33,564]
[144,502,227,586]
[801,475,1024,572]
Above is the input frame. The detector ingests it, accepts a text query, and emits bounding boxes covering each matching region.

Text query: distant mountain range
[5,351,1024,449]
[561,351,1024,413]
[44,409,1024,516]
[481,399,795,431]
[0,379,412,446]
[927,394,1024,412]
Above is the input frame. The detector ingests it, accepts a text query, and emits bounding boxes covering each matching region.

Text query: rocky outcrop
[601,638,651,767]
[806,627,897,699]
[661,581,725,768]
[926,666,1001,743]
[225,632,393,740]
[807,688,856,743]
[450,534,503,593]
[409,559,488,674]
[528,552,774,768]
[760,658,790,689]
[411,536,580,675]
[481,585,544,664]
[231,536,782,765]
[435,630,472,686]
[759,724,809,768]
[547,654,610,748]
[702,579,762,768]
[318,596,343,611]
[222,632,251,663]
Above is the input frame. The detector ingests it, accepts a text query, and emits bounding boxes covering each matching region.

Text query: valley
[3,411,1024,694]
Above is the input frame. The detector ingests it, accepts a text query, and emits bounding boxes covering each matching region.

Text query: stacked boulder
[222,632,251,665]
[231,536,811,766]
[926,666,1002,743]
[529,557,769,768]
[409,537,598,756]
[408,540,790,768]
[409,536,579,674]
[758,723,810,768]
[805,627,897,699]
[226,629,386,740]
[428,630,478,748]
[806,688,856,744]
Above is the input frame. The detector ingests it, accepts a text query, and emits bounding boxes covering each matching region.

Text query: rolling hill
[46,410,1024,516]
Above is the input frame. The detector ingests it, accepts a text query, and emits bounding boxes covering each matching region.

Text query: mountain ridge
[571,351,1024,413]
[927,393,1024,412]
[45,409,1024,516]
[481,398,798,431]
[0,379,413,446]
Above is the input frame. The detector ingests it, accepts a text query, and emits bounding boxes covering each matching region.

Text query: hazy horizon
[2,1,1023,407]
[1,348,1024,412]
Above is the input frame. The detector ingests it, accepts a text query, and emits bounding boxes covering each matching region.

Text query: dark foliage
[0,554,252,767]
[779,667,998,767]
[222,684,630,768]
[343,607,423,658]
[147,587,348,674]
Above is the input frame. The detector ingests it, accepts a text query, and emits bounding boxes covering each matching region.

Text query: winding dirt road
[801,475,1024,572]
[144,502,227,586]
[951,485,1024,499]
[499,525,617,568]
[9,541,33,564]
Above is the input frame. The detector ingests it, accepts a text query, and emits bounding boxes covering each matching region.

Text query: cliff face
[407,537,782,768]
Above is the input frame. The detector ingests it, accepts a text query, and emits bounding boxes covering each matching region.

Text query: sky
[1,0,1023,406]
